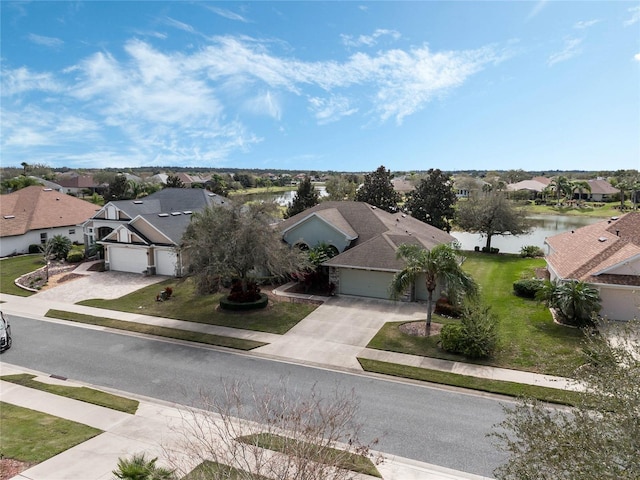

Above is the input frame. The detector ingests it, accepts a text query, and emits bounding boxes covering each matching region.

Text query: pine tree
[285,176,319,218]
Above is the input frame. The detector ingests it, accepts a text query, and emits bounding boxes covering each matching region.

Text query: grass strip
[358,358,582,406]
[46,309,267,351]
[0,402,102,463]
[237,433,381,478]
[1,374,139,414]
[184,461,269,480]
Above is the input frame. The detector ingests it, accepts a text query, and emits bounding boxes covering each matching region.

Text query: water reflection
[451,214,602,254]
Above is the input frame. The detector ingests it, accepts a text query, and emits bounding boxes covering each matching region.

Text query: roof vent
[611,216,619,221]
[371,206,376,209]
[171,212,181,216]
[598,237,607,242]
[402,214,406,218]
[3,215,15,219]
[43,188,52,191]
[183,210,193,215]
[133,201,143,204]
[158,213,169,217]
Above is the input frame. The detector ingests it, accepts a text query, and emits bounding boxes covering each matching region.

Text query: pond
[248,186,327,206]
[451,214,604,254]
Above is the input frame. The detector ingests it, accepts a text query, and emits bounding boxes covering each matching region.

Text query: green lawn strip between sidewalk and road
[357,358,581,406]
[77,277,317,334]
[0,402,102,464]
[45,309,267,351]
[184,461,270,480]
[1,373,139,414]
[0,254,42,297]
[237,433,382,478]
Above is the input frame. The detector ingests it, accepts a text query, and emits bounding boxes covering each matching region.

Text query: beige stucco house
[545,212,640,321]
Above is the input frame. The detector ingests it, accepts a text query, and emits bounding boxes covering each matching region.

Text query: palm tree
[548,176,572,204]
[112,453,175,480]
[537,280,601,328]
[569,180,591,205]
[390,243,477,332]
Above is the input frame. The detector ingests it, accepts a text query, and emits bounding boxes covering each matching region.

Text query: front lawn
[0,255,42,296]
[367,252,585,377]
[78,277,317,334]
[0,402,101,464]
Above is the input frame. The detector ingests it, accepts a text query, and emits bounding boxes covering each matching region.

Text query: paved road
[2,315,510,477]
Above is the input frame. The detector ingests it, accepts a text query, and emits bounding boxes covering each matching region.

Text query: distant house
[453,176,489,199]
[586,179,619,202]
[391,176,416,194]
[0,186,100,257]
[507,179,548,194]
[277,201,456,300]
[545,212,640,321]
[84,188,228,276]
[56,173,100,196]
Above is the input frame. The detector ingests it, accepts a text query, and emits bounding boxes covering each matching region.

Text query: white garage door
[108,246,148,274]
[339,268,394,299]
[156,250,177,276]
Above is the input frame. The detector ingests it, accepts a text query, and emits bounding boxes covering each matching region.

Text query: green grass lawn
[0,402,102,464]
[46,309,267,350]
[0,255,43,296]
[77,277,317,334]
[525,201,626,218]
[1,374,139,414]
[367,252,585,377]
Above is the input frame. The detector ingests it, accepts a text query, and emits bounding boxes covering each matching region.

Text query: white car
[0,311,12,352]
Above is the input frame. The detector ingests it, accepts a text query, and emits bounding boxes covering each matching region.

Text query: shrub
[537,280,601,328]
[29,244,41,254]
[440,323,465,353]
[520,245,544,258]
[228,280,261,303]
[440,302,499,359]
[66,250,84,263]
[513,278,545,299]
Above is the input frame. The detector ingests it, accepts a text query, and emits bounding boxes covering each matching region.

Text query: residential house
[56,172,100,196]
[277,201,457,300]
[0,186,100,257]
[453,176,489,199]
[84,188,228,276]
[586,179,619,202]
[545,212,640,321]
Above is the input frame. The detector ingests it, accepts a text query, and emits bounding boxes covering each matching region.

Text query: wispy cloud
[624,6,640,27]
[527,0,548,20]
[308,95,358,124]
[204,5,249,23]
[27,33,64,48]
[574,19,600,30]
[548,37,583,66]
[161,16,197,34]
[634,53,640,62]
[2,34,503,165]
[341,29,401,48]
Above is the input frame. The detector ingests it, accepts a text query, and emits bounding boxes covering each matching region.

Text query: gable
[102,225,148,245]
[283,212,356,252]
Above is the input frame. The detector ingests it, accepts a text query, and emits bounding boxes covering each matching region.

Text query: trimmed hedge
[513,278,545,299]
[66,250,84,263]
[219,293,269,311]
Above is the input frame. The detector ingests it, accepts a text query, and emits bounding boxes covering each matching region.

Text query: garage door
[156,250,177,276]
[339,268,394,299]
[108,246,148,274]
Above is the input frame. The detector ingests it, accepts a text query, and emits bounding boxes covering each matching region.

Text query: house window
[40,232,48,244]
[69,229,76,235]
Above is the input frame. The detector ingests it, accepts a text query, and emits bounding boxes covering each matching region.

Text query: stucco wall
[1,227,86,258]
[284,218,350,252]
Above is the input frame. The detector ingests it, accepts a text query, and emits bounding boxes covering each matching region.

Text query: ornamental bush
[513,279,545,299]
[440,302,499,359]
[520,245,544,258]
[66,250,84,263]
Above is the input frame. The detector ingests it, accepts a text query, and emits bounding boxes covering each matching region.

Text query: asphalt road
[2,315,510,477]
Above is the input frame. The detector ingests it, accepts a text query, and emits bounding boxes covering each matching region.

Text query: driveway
[31,271,168,304]
[255,295,428,370]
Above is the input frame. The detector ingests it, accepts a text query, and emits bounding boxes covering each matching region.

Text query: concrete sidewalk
[1,363,491,480]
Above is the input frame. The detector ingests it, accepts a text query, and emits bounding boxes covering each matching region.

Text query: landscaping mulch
[398,321,443,337]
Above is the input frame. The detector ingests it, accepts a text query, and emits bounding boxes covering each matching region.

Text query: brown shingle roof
[278,201,456,271]
[587,179,619,195]
[545,212,640,286]
[1,186,100,237]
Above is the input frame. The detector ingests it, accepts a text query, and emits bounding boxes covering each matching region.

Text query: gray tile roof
[278,201,456,271]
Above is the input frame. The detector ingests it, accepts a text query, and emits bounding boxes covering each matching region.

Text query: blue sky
[2,1,639,173]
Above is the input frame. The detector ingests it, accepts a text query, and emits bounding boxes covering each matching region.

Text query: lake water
[251,187,327,206]
[451,214,603,254]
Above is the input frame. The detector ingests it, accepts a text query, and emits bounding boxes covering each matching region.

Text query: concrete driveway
[255,295,428,370]
[31,271,168,303]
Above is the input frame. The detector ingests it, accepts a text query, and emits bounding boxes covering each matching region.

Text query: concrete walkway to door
[254,294,427,370]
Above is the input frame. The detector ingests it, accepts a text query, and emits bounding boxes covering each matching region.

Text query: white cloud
[341,29,401,48]
[548,37,583,66]
[161,16,197,34]
[0,67,63,96]
[308,95,358,124]
[27,33,64,48]
[634,53,640,62]
[204,5,249,23]
[624,6,640,27]
[574,19,600,30]
[527,0,548,20]
[2,34,501,165]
